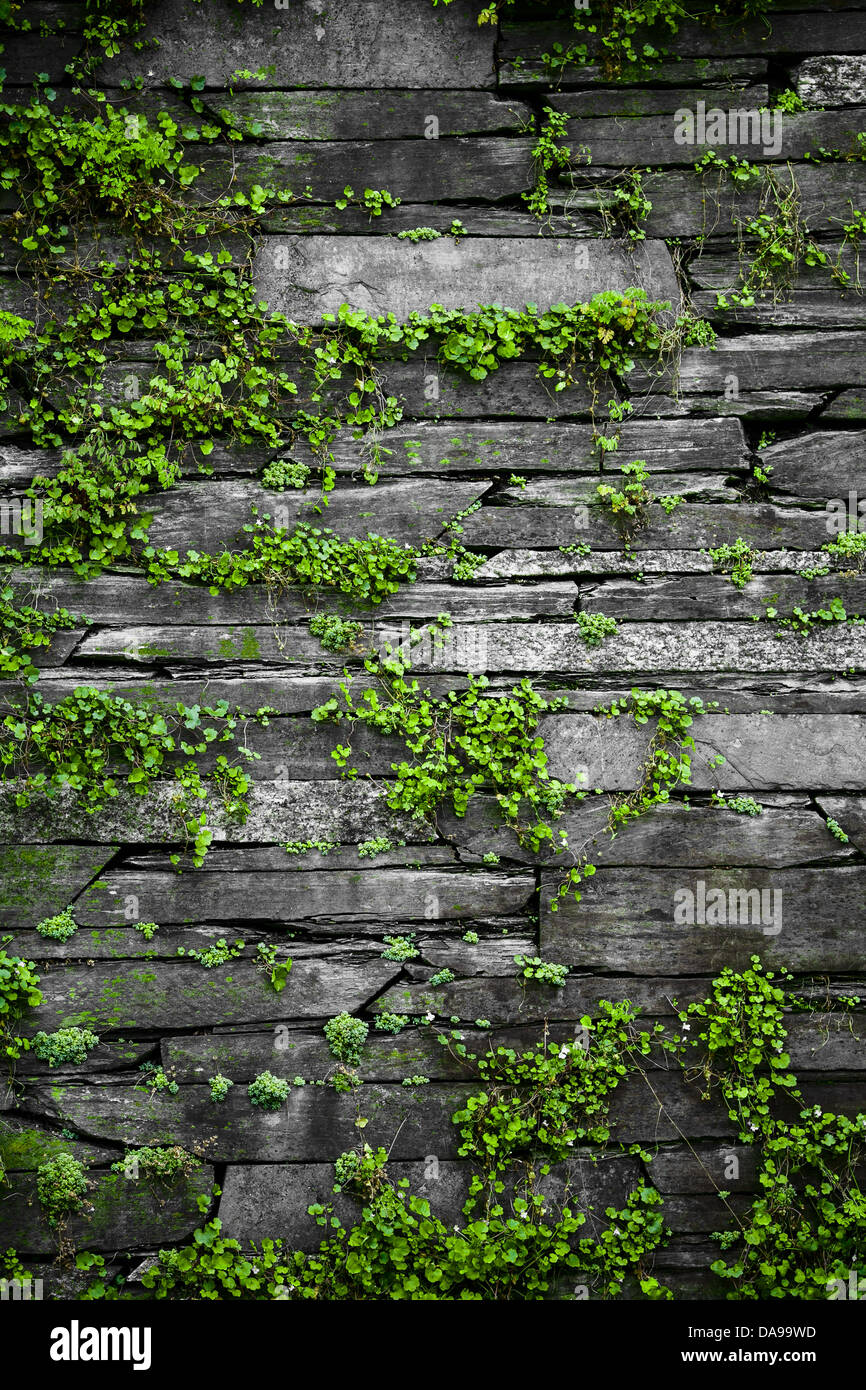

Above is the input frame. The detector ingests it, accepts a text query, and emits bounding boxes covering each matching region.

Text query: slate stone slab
[95,0,496,89]
[254,235,679,322]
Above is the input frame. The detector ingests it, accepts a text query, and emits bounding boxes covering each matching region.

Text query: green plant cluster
[514,955,569,987]
[595,459,653,545]
[35,907,78,941]
[324,1013,369,1067]
[31,1026,100,1067]
[575,611,619,648]
[434,0,769,81]
[113,1146,200,1185]
[0,946,42,1060]
[0,587,80,683]
[313,627,581,864]
[682,958,866,1299]
[248,1070,290,1111]
[36,1153,89,1226]
[309,613,364,653]
[709,537,757,589]
[2,689,263,866]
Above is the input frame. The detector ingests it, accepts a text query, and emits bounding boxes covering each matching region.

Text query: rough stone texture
[254,235,679,323]
[2,0,866,1302]
[95,0,496,89]
[562,108,866,166]
[794,54,866,105]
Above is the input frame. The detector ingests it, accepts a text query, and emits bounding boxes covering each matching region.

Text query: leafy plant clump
[248,1071,290,1111]
[0,588,80,684]
[381,935,420,962]
[2,688,263,867]
[209,1074,234,1103]
[575,611,619,648]
[709,537,757,589]
[313,625,581,863]
[596,459,653,545]
[35,907,78,942]
[114,1146,201,1185]
[309,613,364,653]
[36,1154,90,1227]
[31,1027,100,1067]
[324,1013,369,1067]
[514,955,569,988]
[683,957,866,1300]
[0,948,42,1060]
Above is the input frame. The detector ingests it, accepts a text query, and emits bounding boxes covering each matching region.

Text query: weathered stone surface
[192,139,533,204]
[580,573,866,620]
[208,90,530,140]
[759,429,866,498]
[679,333,866,392]
[444,798,853,869]
[96,0,496,89]
[693,290,866,330]
[163,1021,573,1085]
[254,235,679,323]
[822,388,866,419]
[647,1142,760,1194]
[1,1167,215,1256]
[476,546,829,579]
[0,779,420,846]
[795,54,866,104]
[74,867,535,927]
[501,51,766,89]
[313,417,749,477]
[0,1119,118,1172]
[461,501,834,550]
[549,85,769,118]
[217,1153,639,1247]
[815,796,866,851]
[562,108,866,166]
[67,616,866,674]
[20,1080,477,1160]
[25,958,400,1031]
[540,867,866,972]
[0,844,118,929]
[543,712,866,791]
[8,569,577,623]
[581,165,866,239]
[372,620,866,676]
[505,472,739,504]
[143,476,484,551]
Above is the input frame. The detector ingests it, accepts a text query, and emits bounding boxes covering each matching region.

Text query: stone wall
[1,0,865,1299]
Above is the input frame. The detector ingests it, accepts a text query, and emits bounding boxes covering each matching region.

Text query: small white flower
[425,1011,434,1022]
[682,1024,691,1032]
